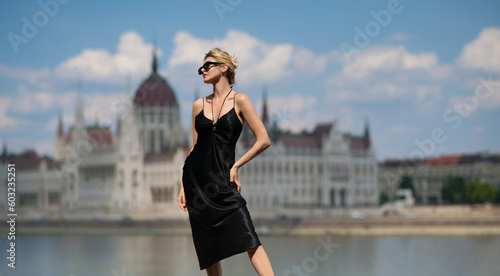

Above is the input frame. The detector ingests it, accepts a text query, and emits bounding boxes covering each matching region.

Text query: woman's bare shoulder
[192,98,204,114]
[234,92,252,106]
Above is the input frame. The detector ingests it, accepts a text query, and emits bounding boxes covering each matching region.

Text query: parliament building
[0,52,378,220]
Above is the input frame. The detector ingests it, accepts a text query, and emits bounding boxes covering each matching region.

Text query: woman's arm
[178,98,204,211]
[230,93,271,192]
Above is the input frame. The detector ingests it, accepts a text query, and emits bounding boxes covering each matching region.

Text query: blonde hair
[204,48,238,85]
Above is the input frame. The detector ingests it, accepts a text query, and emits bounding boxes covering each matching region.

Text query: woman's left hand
[230,166,241,193]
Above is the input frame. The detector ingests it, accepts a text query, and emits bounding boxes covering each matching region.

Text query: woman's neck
[212,81,231,99]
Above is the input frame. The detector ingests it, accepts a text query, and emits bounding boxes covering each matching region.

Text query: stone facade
[378,153,500,204]
[0,53,379,221]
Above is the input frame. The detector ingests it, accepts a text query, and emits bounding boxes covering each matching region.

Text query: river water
[1,234,499,276]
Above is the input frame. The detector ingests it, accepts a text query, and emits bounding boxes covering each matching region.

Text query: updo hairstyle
[204,48,238,85]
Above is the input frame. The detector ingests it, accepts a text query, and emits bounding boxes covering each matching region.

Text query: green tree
[441,176,467,204]
[466,180,496,203]
[399,174,414,191]
[379,192,389,205]
[398,174,416,202]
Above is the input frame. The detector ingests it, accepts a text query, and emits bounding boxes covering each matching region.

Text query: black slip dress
[182,92,261,270]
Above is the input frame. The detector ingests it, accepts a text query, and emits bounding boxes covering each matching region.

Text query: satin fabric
[182,100,261,270]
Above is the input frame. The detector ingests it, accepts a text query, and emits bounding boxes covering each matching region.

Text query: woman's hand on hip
[177,188,187,211]
[230,166,241,193]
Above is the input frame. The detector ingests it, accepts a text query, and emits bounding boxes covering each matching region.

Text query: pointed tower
[115,86,146,210]
[116,75,130,141]
[71,81,89,149]
[262,86,269,127]
[93,110,99,128]
[364,117,371,150]
[57,108,64,137]
[54,107,67,161]
[116,115,122,137]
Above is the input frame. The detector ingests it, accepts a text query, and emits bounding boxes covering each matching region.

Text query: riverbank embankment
[3,204,500,236]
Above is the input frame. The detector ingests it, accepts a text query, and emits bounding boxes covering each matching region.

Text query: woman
[178,48,274,276]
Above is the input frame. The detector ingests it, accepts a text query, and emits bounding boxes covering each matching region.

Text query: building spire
[116,115,121,136]
[75,80,84,125]
[364,117,371,149]
[94,110,99,127]
[152,40,158,74]
[71,80,90,147]
[57,107,64,137]
[262,86,269,126]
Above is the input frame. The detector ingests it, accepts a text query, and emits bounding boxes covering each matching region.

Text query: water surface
[1,234,499,276]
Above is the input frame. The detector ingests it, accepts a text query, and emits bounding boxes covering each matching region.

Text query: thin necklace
[212,88,232,125]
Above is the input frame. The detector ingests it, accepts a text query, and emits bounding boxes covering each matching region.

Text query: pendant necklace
[212,88,233,128]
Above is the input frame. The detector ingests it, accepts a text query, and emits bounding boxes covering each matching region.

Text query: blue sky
[0,0,499,161]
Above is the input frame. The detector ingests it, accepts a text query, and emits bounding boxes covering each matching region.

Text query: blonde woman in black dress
[178,48,274,276]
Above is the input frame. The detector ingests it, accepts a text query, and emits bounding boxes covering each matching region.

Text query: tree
[398,174,416,202]
[441,176,467,204]
[466,180,496,203]
[399,174,414,191]
[379,192,389,205]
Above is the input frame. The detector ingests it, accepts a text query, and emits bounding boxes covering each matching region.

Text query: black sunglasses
[198,62,223,75]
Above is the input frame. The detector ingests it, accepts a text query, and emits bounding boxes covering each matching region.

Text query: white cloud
[42,91,122,132]
[0,96,24,130]
[478,76,500,110]
[10,87,56,114]
[326,45,448,103]
[84,92,124,127]
[456,27,500,72]
[254,94,317,132]
[448,75,500,110]
[167,30,329,87]
[0,63,50,84]
[416,85,441,102]
[342,45,438,80]
[55,31,159,83]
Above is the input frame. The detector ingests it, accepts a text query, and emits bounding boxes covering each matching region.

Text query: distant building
[237,91,379,208]
[0,51,188,219]
[0,52,379,221]
[378,153,500,204]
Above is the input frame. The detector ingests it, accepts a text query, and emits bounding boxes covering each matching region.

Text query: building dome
[133,53,178,108]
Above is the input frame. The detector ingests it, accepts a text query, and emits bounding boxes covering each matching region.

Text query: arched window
[159,130,164,151]
[150,130,155,152]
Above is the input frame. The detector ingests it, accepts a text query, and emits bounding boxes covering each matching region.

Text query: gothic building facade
[0,53,379,220]
[237,98,378,208]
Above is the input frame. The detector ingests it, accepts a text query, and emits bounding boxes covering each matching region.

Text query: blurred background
[0,0,500,275]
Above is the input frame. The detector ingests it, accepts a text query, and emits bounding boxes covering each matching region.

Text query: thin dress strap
[233,92,237,108]
[203,97,205,110]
